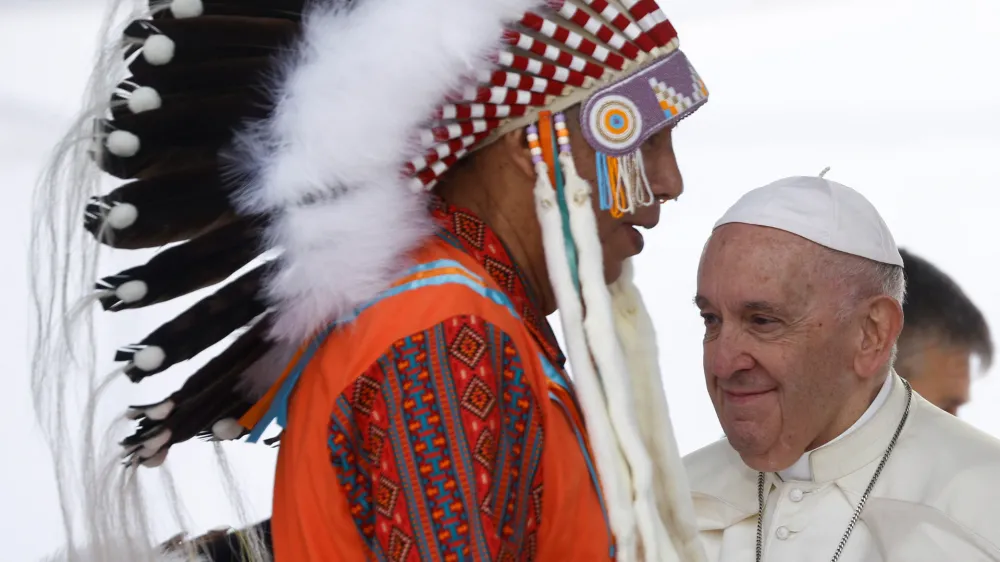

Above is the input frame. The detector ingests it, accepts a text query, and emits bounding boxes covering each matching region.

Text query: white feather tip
[107,203,138,229]
[106,130,140,157]
[143,35,176,65]
[133,346,166,372]
[116,280,148,303]
[128,86,162,113]
[170,0,204,18]
[211,418,245,441]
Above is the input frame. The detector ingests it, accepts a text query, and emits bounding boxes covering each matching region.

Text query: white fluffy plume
[610,262,708,562]
[225,0,544,344]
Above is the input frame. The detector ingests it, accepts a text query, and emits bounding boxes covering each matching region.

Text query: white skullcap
[714,175,903,267]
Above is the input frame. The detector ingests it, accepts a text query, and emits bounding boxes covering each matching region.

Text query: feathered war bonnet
[58,0,708,558]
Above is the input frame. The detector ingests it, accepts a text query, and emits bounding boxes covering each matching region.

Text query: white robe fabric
[683,372,1000,561]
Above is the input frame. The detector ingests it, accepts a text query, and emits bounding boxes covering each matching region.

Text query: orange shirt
[252,204,613,561]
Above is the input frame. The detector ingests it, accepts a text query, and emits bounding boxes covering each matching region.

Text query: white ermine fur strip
[224,0,546,345]
[610,262,707,562]
[532,161,637,562]
[559,151,671,561]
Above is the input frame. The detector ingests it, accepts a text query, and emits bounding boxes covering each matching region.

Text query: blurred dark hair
[899,248,993,370]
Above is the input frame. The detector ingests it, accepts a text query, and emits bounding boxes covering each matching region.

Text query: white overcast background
[2,0,999,559]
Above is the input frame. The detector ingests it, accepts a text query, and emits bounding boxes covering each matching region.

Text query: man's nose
[709,327,755,379]
[641,128,683,203]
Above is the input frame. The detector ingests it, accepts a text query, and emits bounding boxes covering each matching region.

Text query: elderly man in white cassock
[685,175,1000,561]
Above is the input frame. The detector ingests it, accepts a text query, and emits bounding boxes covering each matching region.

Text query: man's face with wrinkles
[695,223,858,472]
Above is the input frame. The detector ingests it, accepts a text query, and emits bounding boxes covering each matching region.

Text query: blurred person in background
[895,248,994,416]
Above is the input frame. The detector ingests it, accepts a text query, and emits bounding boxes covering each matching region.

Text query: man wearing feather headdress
[31,0,710,560]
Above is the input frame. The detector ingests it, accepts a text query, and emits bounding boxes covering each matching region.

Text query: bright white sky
[2,0,998,560]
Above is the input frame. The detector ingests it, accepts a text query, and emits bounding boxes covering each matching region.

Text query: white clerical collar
[778,374,894,482]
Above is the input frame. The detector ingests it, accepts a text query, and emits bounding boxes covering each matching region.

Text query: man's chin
[603,261,624,285]
[726,433,801,473]
[738,452,800,473]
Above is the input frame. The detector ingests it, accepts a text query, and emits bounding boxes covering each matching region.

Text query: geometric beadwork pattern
[692,69,709,101]
[481,488,496,519]
[451,324,489,368]
[388,527,413,562]
[483,255,517,295]
[430,198,566,368]
[328,315,544,561]
[462,375,498,419]
[453,210,487,250]
[483,257,517,293]
[352,374,381,416]
[367,423,386,466]
[649,76,701,120]
[526,533,539,562]
[532,484,544,523]
[474,429,498,470]
[375,474,401,518]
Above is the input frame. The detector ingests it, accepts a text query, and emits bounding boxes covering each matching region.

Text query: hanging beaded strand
[622,151,655,207]
[595,152,617,215]
[527,124,544,166]
[595,149,657,217]
[611,155,630,217]
[595,154,612,211]
[555,113,571,156]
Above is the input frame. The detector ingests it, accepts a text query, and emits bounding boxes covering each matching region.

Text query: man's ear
[855,295,904,378]
[500,127,535,181]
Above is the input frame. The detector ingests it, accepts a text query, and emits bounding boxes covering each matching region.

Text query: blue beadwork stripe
[596,152,612,211]
[537,350,587,425]
[247,322,335,443]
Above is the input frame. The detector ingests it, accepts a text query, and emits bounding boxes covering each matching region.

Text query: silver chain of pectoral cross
[755,379,912,562]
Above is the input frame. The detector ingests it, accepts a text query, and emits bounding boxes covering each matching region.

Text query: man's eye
[751,316,778,327]
[701,313,719,326]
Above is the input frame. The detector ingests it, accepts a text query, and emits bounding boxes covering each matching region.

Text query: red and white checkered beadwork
[405,0,686,192]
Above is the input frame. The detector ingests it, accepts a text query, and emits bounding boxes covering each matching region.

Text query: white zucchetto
[714,175,903,267]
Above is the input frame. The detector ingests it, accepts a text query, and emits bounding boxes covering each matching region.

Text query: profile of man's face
[559,104,684,284]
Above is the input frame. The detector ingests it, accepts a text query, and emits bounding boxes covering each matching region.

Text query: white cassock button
[789,488,804,502]
[776,526,791,540]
